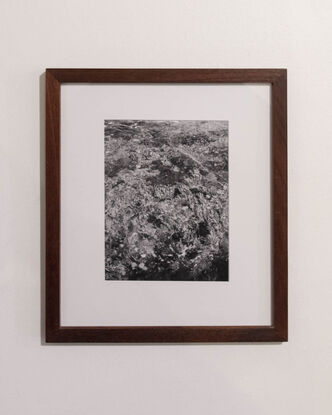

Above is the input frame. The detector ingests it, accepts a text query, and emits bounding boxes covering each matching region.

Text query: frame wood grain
[45,69,287,343]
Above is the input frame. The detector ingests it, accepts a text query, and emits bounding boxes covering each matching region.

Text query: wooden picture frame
[45,68,287,343]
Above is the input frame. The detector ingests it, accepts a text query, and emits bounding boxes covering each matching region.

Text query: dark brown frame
[46,69,287,343]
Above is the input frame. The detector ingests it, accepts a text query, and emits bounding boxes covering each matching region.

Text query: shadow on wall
[39,72,46,344]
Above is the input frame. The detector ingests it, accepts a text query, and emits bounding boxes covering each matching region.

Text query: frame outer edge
[272,70,288,341]
[44,69,288,343]
[45,70,61,342]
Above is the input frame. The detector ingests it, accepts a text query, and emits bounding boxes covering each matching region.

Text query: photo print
[104,120,228,281]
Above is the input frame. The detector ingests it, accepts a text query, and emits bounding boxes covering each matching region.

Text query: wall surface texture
[1,1,332,414]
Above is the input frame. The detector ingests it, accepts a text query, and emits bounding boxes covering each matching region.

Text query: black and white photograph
[104,120,229,281]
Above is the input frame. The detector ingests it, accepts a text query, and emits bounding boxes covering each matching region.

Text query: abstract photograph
[104,120,228,281]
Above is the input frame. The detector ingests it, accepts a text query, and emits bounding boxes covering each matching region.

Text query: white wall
[1,1,332,414]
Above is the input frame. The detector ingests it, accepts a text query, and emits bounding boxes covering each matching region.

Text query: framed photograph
[45,68,287,343]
